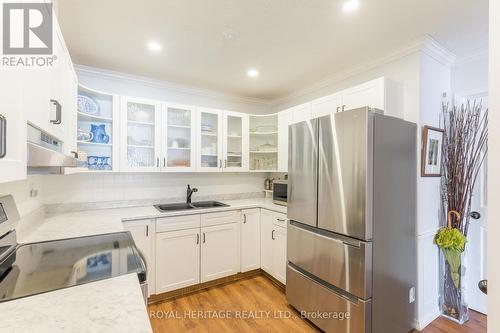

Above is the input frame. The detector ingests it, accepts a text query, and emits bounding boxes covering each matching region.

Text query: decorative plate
[78,94,99,115]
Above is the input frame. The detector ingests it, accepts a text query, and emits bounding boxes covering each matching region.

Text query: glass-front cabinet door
[197,108,223,172]
[223,111,249,172]
[120,97,161,172]
[162,104,197,172]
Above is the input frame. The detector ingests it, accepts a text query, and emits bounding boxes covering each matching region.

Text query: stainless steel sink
[154,201,229,212]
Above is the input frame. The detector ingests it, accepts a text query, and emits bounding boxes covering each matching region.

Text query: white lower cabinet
[123,219,154,295]
[240,209,261,272]
[260,209,287,284]
[155,228,200,293]
[201,222,239,282]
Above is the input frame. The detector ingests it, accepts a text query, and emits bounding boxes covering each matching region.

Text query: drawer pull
[271,229,275,240]
[277,218,285,222]
[243,214,247,224]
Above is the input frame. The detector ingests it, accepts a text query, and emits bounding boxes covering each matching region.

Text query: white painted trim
[453,49,488,67]
[75,65,272,108]
[413,308,441,331]
[421,36,457,67]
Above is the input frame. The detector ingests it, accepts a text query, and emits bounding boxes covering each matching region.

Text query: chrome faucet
[186,185,198,204]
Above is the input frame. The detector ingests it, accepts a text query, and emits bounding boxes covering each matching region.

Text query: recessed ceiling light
[147,40,162,53]
[247,68,259,78]
[342,0,360,13]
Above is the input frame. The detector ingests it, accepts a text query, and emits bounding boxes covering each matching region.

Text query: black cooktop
[0,232,146,303]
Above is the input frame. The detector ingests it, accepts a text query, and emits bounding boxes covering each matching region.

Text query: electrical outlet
[409,286,415,303]
[29,183,38,198]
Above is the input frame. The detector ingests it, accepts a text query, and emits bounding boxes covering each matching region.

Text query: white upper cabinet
[223,111,249,172]
[341,77,385,112]
[0,70,26,183]
[162,104,197,172]
[197,108,223,172]
[289,103,312,124]
[120,97,162,172]
[249,114,278,171]
[277,110,293,172]
[311,92,343,118]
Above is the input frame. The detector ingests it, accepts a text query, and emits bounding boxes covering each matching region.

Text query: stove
[0,195,147,304]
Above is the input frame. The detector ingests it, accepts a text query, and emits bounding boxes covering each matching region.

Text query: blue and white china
[77,94,100,115]
[90,124,110,144]
[77,128,93,142]
[87,156,111,170]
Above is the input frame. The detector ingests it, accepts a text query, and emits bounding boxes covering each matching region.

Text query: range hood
[27,124,77,171]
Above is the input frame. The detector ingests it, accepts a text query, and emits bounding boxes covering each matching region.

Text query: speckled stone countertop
[5,198,286,333]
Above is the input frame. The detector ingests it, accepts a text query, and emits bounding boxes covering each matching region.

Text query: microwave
[273,180,288,206]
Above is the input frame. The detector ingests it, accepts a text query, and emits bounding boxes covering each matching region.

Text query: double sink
[154,201,229,212]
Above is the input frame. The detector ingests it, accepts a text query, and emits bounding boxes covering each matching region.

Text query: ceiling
[58,0,488,100]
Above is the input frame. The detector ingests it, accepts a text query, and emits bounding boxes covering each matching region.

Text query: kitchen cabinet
[123,219,154,295]
[260,209,287,284]
[70,85,120,173]
[222,111,249,171]
[277,110,292,172]
[240,208,261,272]
[155,228,200,293]
[25,16,77,145]
[201,222,239,282]
[197,108,223,171]
[120,96,162,172]
[162,103,197,171]
[311,92,343,118]
[0,69,27,183]
[289,103,312,124]
[249,114,278,171]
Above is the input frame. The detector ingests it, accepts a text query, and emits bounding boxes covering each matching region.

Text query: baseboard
[148,269,262,304]
[413,308,440,331]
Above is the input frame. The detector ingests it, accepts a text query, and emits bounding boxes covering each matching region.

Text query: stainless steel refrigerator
[286,107,416,333]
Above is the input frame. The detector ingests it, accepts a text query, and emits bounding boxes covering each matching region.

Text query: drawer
[201,210,240,227]
[286,265,371,333]
[263,209,287,227]
[156,214,201,233]
[287,222,372,299]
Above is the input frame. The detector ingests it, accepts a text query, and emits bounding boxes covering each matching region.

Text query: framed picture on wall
[421,126,444,177]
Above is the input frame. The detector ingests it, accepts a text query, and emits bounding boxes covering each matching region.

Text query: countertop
[18,198,287,244]
[7,197,286,333]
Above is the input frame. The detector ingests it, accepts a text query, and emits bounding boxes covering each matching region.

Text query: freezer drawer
[287,222,372,299]
[286,264,372,333]
[318,108,374,240]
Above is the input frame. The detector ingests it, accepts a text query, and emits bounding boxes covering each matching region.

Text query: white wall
[489,1,500,331]
[415,51,452,329]
[0,177,43,217]
[39,172,266,205]
[452,52,488,96]
[76,65,272,114]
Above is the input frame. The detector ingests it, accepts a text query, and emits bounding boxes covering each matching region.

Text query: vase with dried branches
[435,101,488,324]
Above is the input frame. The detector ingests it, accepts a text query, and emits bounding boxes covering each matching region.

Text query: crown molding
[74,64,273,108]
[271,36,460,107]
[420,36,457,67]
[453,48,488,67]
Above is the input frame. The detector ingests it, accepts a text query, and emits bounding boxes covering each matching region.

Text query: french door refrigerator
[286,107,416,333]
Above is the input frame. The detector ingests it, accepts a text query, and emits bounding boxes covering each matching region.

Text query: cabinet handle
[0,114,6,159]
[243,214,247,224]
[271,229,275,240]
[196,233,200,244]
[277,218,285,222]
[163,157,166,168]
[336,107,340,113]
[203,232,206,243]
[219,159,222,169]
[146,225,149,237]
[342,105,346,112]
[71,151,78,159]
[156,157,159,168]
[50,99,62,125]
